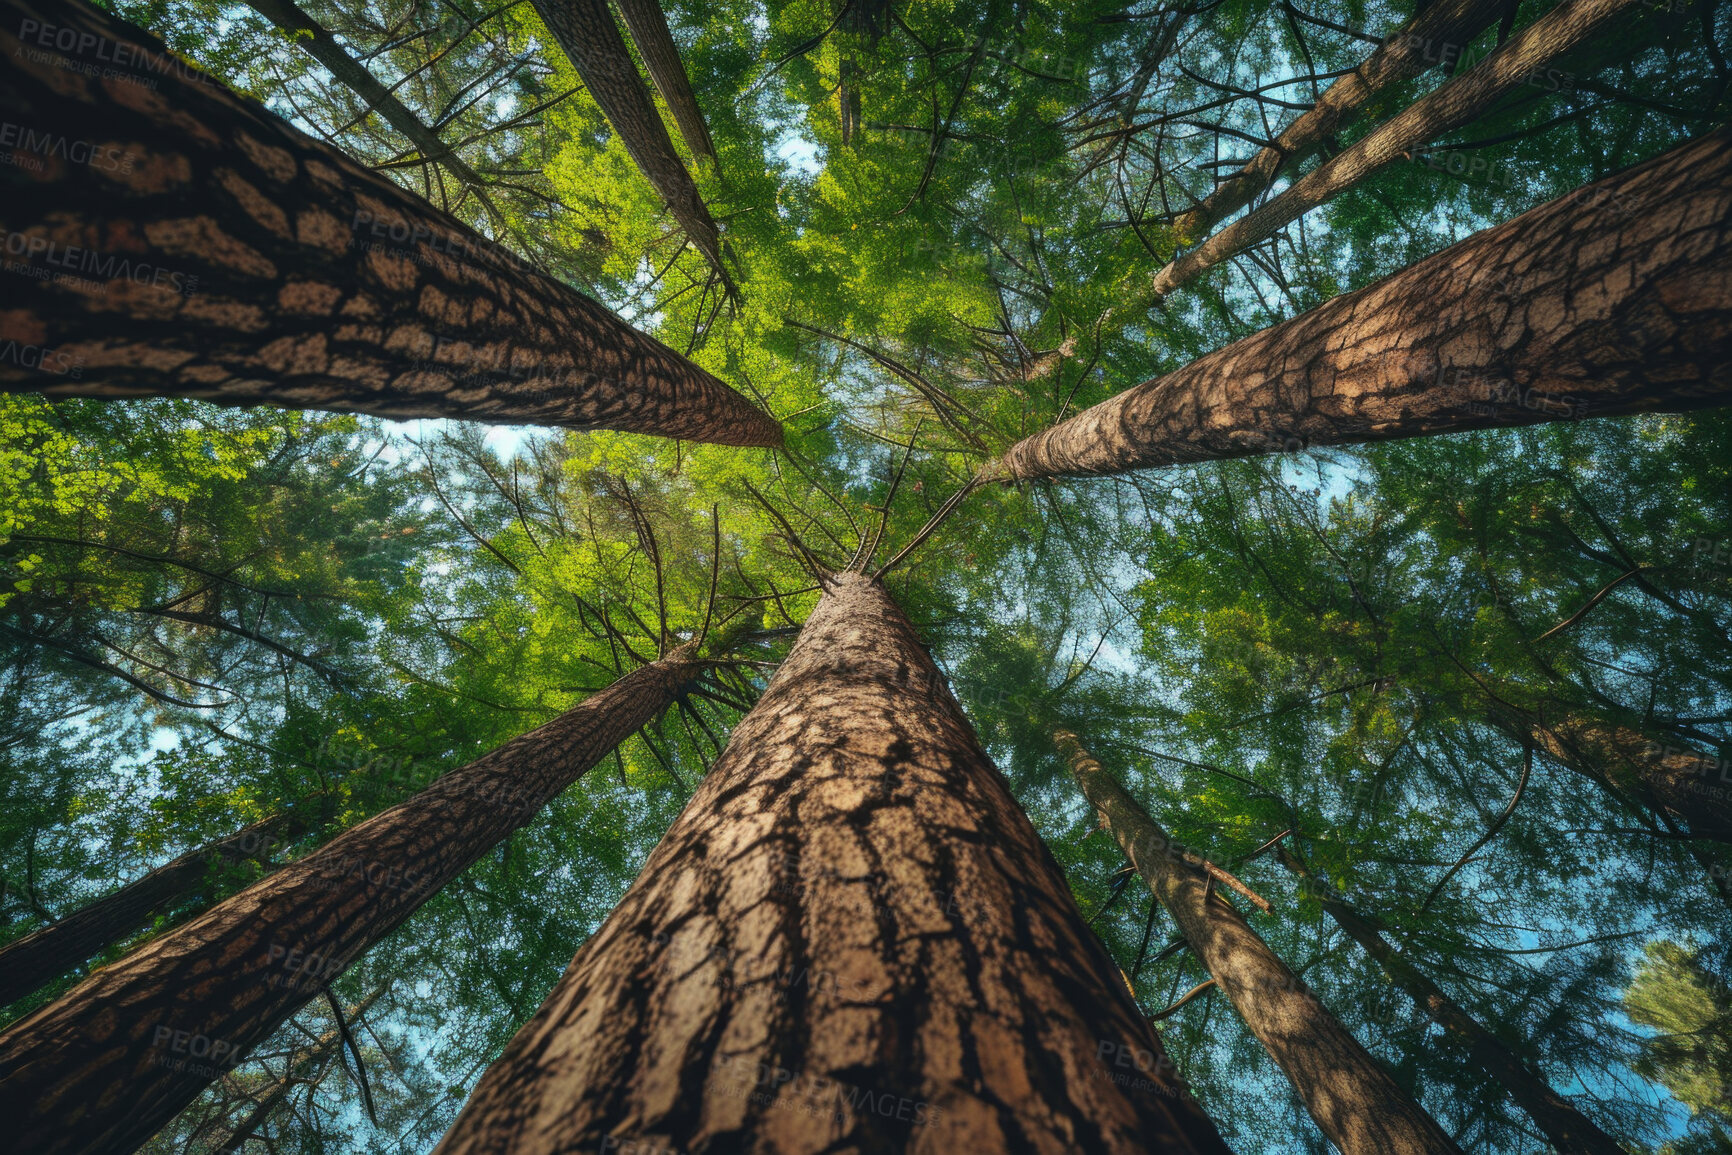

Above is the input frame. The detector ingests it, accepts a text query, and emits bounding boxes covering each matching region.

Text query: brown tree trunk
[1168,0,1507,246]
[613,0,716,162]
[0,0,778,446]
[529,0,729,282]
[988,126,1732,481]
[1274,847,1627,1155]
[1055,729,1461,1155]
[1523,717,1732,842]
[0,814,300,1009]
[1150,0,1643,302]
[0,649,704,1155]
[241,0,494,205]
[434,575,1233,1155]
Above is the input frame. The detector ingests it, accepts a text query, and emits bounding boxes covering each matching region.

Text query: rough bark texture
[1525,717,1732,842]
[1149,0,1642,302]
[1275,848,1627,1155]
[613,0,716,162]
[1167,0,1506,246]
[0,651,703,1155]
[991,126,1732,481]
[1056,730,1461,1155]
[241,0,489,192]
[0,0,779,445]
[531,0,727,279]
[0,814,298,1009]
[435,575,1233,1155]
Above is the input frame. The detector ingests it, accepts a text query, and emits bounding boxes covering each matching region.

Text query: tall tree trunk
[1149,0,1643,303]
[240,0,493,204]
[988,126,1732,481]
[1274,847,1627,1155]
[0,649,704,1155]
[0,814,301,1009]
[529,0,729,282]
[0,0,779,446]
[434,575,1233,1155]
[613,0,716,163]
[1167,0,1506,247]
[1521,716,1732,842]
[1054,729,1461,1155]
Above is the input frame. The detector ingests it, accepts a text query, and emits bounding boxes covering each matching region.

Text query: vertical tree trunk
[1274,848,1627,1155]
[1149,0,1643,302]
[987,127,1732,482]
[240,0,494,204]
[1054,729,1461,1155]
[435,575,1234,1155]
[1524,717,1732,843]
[613,0,716,163]
[0,814,301,1009]
[0,649,705,1155]
[1168,0,1507,246]
[0,0,778,445]
[529,0,729,281]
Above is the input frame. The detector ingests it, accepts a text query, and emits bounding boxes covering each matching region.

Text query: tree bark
[530,0,728,281]
[1274,847,1627,1155]
[0,0,779,446]
[1167,0,1507,247]
[1522,717,1732,843]
[988,126,1732,481]
[0,648,704,1155]
[613,0,716,163]
[434,575,1234,1155]
[1149,0,1643,303]
[240,0,493,201]
[1055,729,1461,1155]
[0,814,300,1009]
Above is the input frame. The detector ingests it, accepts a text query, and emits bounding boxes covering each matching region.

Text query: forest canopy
[0,0,1729,1151]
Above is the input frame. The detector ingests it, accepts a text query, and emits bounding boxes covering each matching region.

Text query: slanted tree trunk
[0,0,778,446]
[1054,729,1461,1155]
[613,0,716,163]
[241,0,494,206]
[0,648,705,1155]
[1274,847,1627,1155]
[1167,0,1507,247]
[988,126,1732,481]
[1521,716,1732,842]
[530,0,728,281]
[434,575,1233,1155]
[1149,0,1643,302]
[0,814,302,1008]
